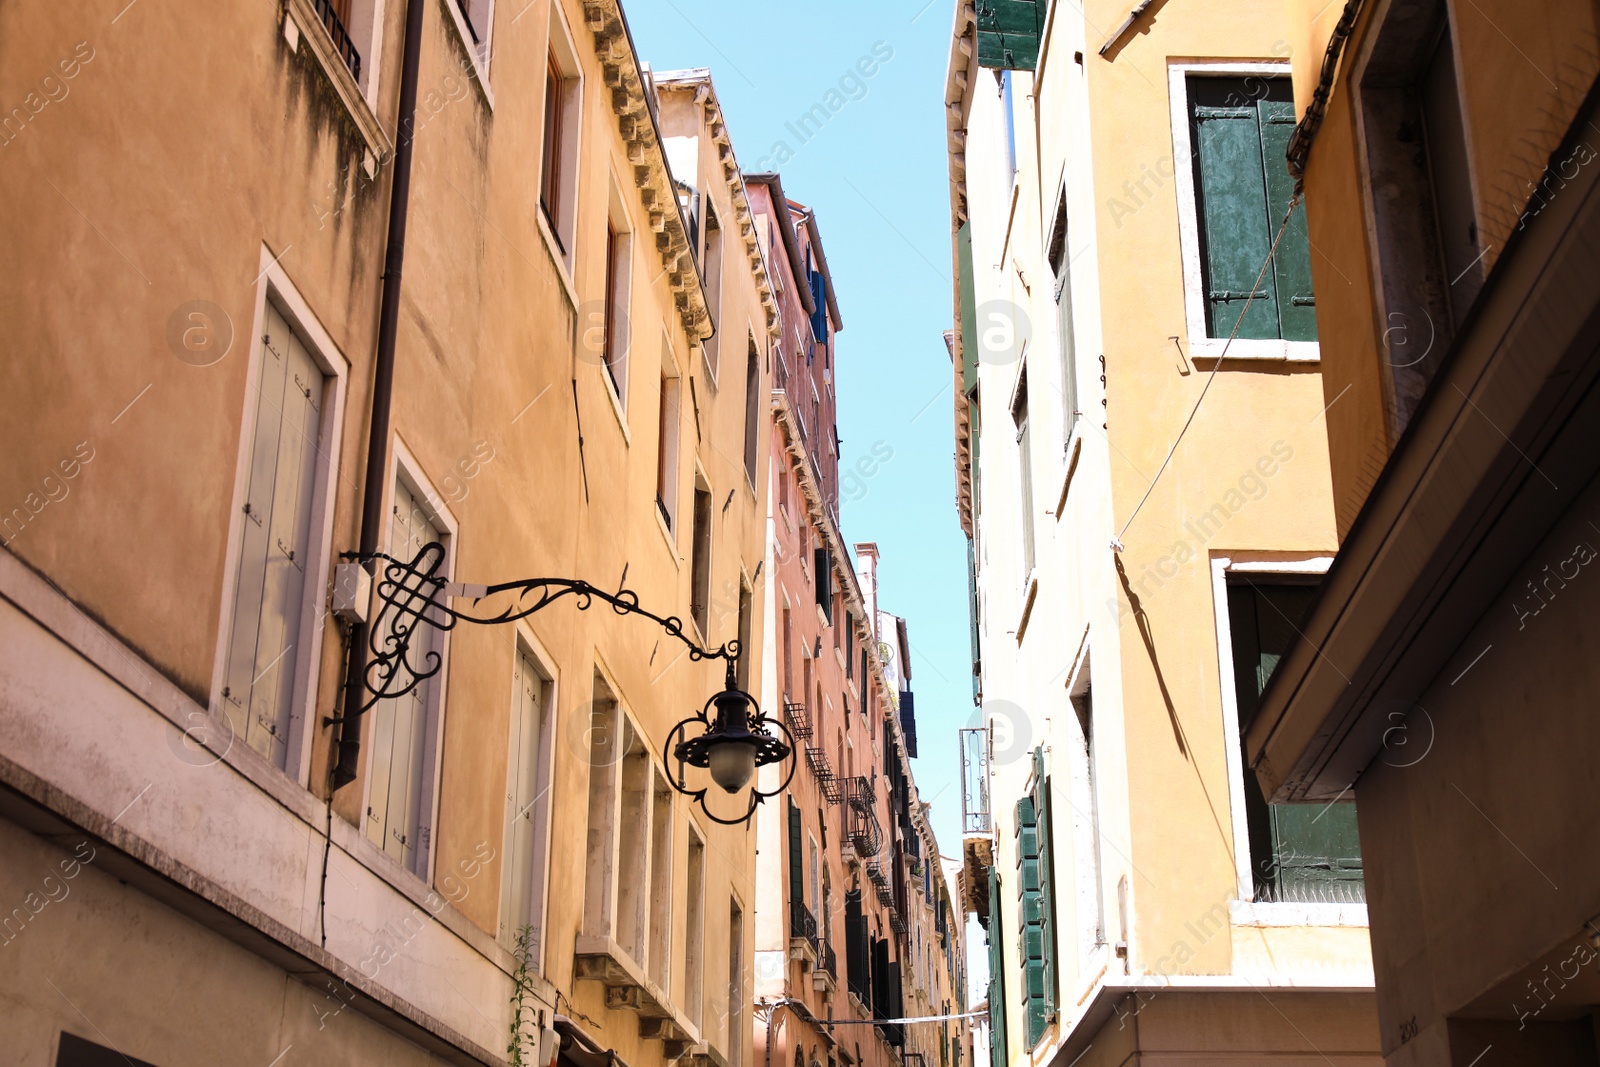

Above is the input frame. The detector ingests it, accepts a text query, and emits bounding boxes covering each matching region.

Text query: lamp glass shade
[707,738,758,793]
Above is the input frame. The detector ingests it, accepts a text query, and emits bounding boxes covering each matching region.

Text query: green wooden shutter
[1030,749,1057,1024]
[222,304,323,767]
[788,796,805,911]
[1256,97,1317,340]
[958,222,978,396]
[974,0,1045,70]
[1191,82,1278,339]
[1014,794,1047,1046]
[986,866,1007,1067]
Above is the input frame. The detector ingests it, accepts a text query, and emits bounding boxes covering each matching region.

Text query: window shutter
[814,548,832,619]
[957,222,979,395]
[1190,80,1279,340]
[788,797,805,910]
[1015,789,1048,1046]
[886,957,906,1046]
[1031,748,1057,1023]
[501,650,543,942]
[809,271,829,345]
[986,866,1008,1067]
[872,937,891,1020]
[368,482,441,870]
[1256,97,1318,341]
[846,889,871,1001]
[222,304,323,768]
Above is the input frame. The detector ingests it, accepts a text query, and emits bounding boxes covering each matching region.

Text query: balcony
[813,940,838,994]
[574,935,699,1057]
[959,727,991,835]
[807,745,843,804]
[789,900,819,966]
[785,701,812,741]
[845,776,882,857]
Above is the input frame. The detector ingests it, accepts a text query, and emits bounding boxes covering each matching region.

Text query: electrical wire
[1111,194,1303,552]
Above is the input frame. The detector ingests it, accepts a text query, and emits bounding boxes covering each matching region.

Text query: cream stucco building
[944,0,1383,1063]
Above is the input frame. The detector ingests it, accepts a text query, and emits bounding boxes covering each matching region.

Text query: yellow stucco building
[0,2,779,1065]
[1247,1,1600,1064]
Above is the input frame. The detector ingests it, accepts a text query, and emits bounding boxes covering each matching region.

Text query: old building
[1244,2,1600,1064]
[742,172,970,1067]
[0,2,779,1066]
[944,0,1383,1064]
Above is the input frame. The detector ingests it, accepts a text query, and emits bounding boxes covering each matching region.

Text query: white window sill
[1230,900,1368,927]
[1054,425,1083,519]
[655,503,678,563]
[1015,572,1038,641]
[536,209,579,308]
[601,366,630,444]
[1189,337,1320,364]
[440,0,496,111]
[284,0,392,163]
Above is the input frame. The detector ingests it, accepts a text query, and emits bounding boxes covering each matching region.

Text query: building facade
[0,3,778,1066]
[1245,2,1600,1065]
[945,0,1384,1064]
[743,175,970,1067]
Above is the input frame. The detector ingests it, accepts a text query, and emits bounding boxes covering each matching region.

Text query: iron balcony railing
[312,0,362,81]
[844,776,882,856]
[959,726,991,835]
[785,700,812,741]
[790,900,819,944]
[818,939,837,978]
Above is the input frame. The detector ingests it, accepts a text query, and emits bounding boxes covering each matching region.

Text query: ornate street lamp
[331,542,793,825]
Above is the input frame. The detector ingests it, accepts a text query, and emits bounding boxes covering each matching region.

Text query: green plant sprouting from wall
[508,924,538,1067]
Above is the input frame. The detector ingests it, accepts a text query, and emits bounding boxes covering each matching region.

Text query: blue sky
[625,0,973,856]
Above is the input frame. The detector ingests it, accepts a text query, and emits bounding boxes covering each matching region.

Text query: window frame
[442,0,496,96]
[499,628,560,959]
[656,332,683,547]
[209,249,350,789]
[701,201,725,383]
[537,8,584,284]
[1168,61,1321,365]
[600,184,634,423]
[1208,553,1367,927]
[361,439,459,881]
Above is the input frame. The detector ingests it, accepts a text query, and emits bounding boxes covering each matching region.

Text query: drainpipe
[332,0,428,790]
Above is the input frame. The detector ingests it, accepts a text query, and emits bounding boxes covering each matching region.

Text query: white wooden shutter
[367,482,442,869]
[222,304,324,766]
[501,648,544,945]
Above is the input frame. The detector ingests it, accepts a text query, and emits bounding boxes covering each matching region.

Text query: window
[452,0,493,68]
[1011,369,1035,581]
[1015,749,1058,1047]
[500,646,553,956]
[1066,657,1105,959]
[221,302,328,769]
[1187,74,1316,342]
[539,18,582,263]
[657,344,682,531]
[649,769,674,991]
[737,579,753,691]
[581,677,674,978]
[814,547,833,622]
[690,480,713,639]
[743,338,760,485]
[1046,192,1078,444]
[782,604,793,697]
[1357,0,1479,431]
[685,828,707,1028]
[1000,70,1019,183]
[728,899,745,1067]
[366,477,448,874]
[602,215,631,404]
[1224,575,1364,904]
[703,204,724,377]
[56,1034,160,1067]
[844,612,854,677]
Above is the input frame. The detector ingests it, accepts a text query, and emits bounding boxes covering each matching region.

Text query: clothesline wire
[1112,194,1303,551]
